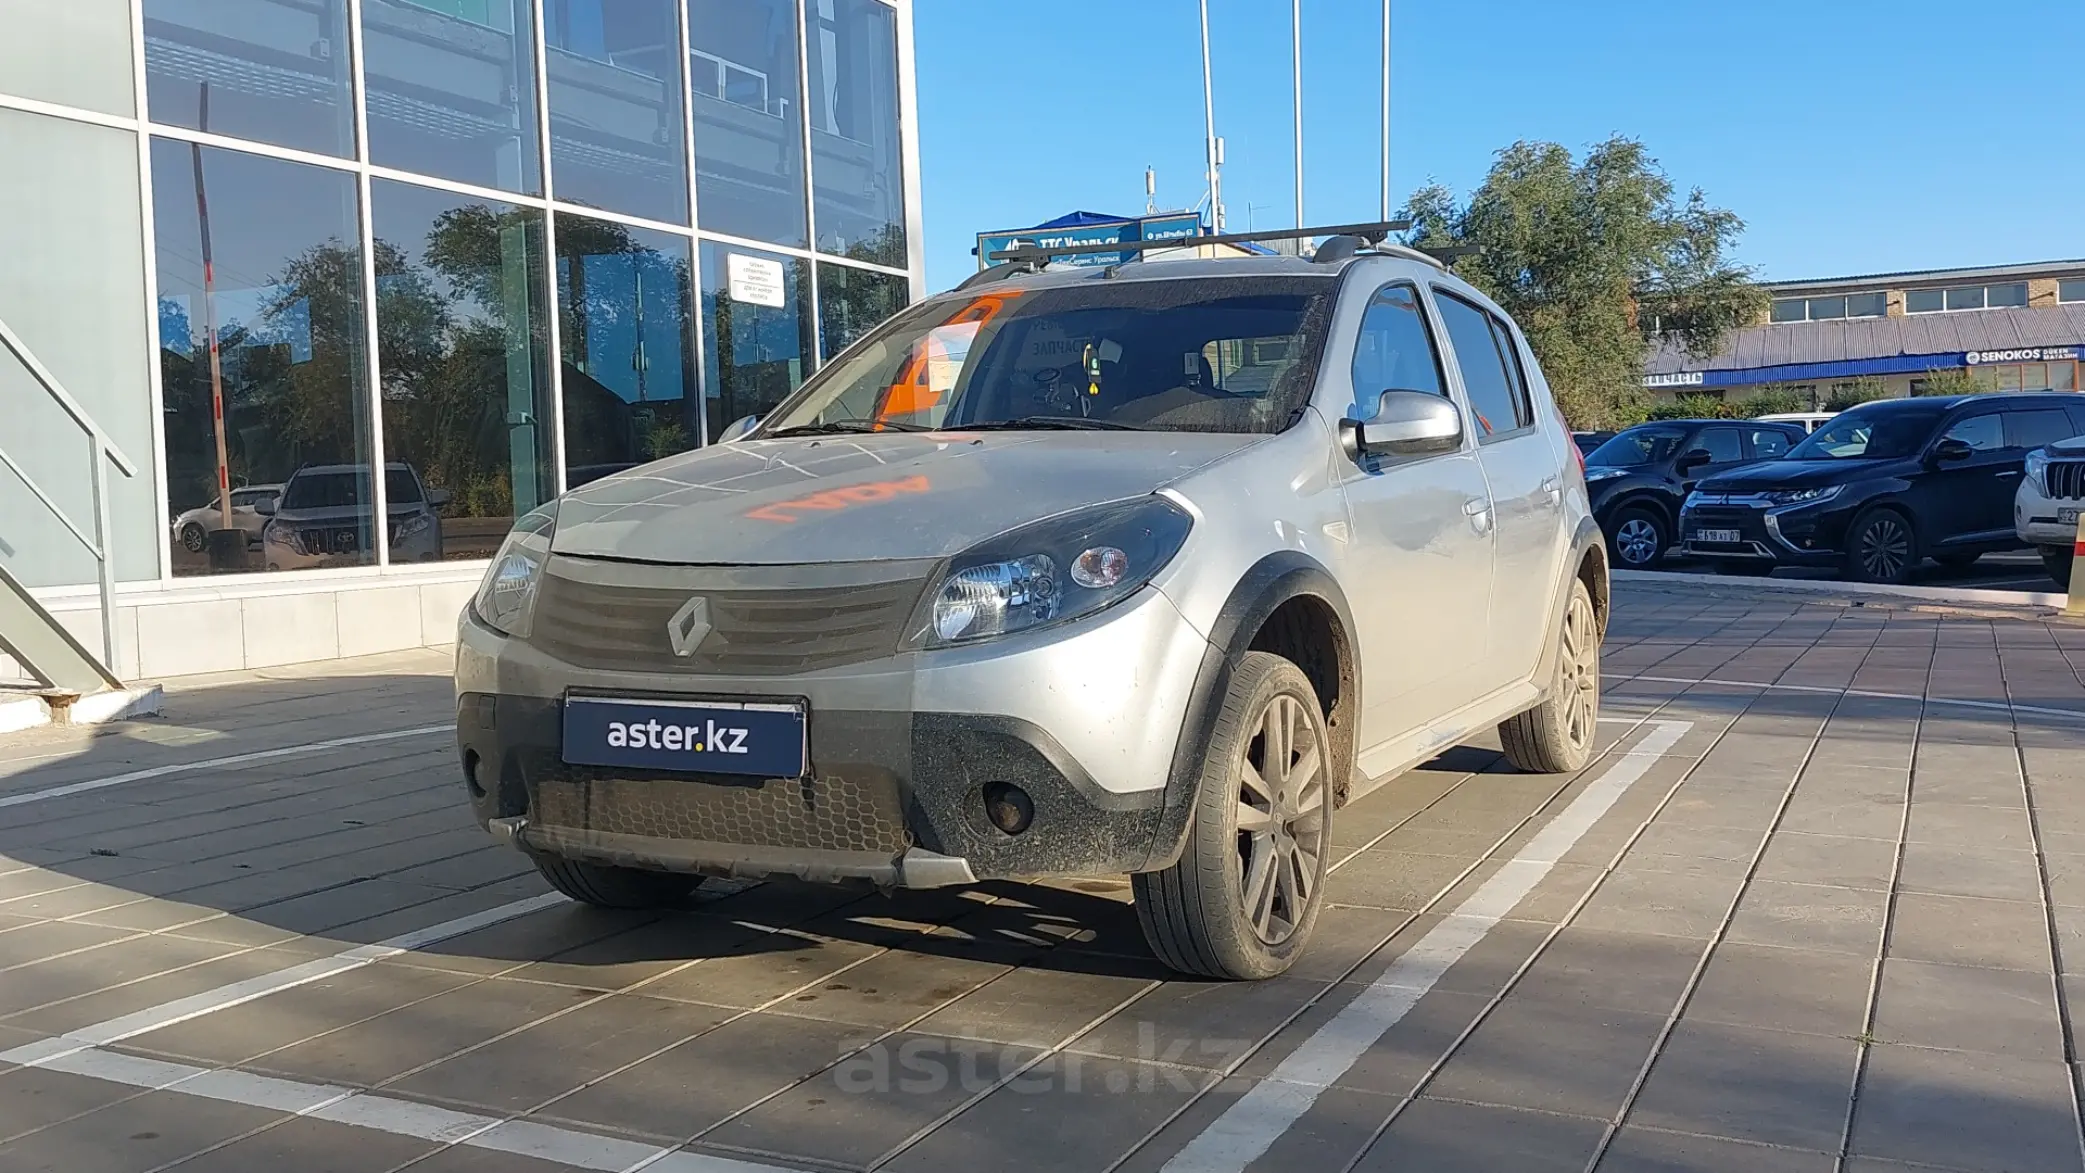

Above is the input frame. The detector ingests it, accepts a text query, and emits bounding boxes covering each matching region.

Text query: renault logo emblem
[666,596,711,657]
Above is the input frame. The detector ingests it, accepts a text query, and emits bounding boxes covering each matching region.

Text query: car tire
[1934,552,1981,569]
[2044,547,2075,590]
[1844,507,1918,584]
[1133,651,1332,981]
[1606,506,1668,569]
[1712,561,1775,577]
[179,523,206,553]
[1498,578,1600,774]
[531,854,701,909]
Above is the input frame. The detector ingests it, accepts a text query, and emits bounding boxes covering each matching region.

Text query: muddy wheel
[1498,578,1600,773]
[532,854,701,909]
[1134,652,1332,980]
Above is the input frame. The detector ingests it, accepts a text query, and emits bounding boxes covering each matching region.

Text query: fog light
[982,781,1034,835]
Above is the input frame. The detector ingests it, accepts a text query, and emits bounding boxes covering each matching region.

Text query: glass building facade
[0,0,919,591]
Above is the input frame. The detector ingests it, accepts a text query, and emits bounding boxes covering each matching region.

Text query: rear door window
[1748,427,1795,459]
[2005,408,2079,450]
[1695,427,1745,463]
[1433,291,1526,441]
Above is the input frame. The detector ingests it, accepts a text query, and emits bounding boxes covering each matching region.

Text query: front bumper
[454,585,1210,886]
[1679,496,1848,566]
[2016,482,2082,547]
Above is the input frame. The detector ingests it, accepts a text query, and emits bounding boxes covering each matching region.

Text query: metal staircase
[0,314,161,727]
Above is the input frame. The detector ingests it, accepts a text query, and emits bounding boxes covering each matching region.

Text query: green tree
[1825,377,1892,411]
[1912,367,1982,397]
[1404,137,1766,429]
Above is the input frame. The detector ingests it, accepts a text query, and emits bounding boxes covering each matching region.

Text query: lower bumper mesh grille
[527,768,911,855]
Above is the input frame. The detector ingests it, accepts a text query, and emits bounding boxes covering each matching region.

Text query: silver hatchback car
[456,233,1608,980]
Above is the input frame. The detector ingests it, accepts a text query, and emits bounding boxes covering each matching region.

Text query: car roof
[293,463,412,475]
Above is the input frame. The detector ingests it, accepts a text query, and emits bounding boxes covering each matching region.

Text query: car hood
[2048,435,2085,457]
[271,504,430,524]
[550,430,1260,564]
[1698,458,1887,492]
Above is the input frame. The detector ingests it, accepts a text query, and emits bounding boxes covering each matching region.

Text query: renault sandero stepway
[455,229,1609,980]
[1681,393,2085,583]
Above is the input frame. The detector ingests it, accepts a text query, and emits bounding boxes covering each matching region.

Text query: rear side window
[1434,291,1531,440]
[1486,315,1536,429]
[1349,283,1446,415]
[1749,427,1794,458]
[2005,408,2078,449]
[1695,427,1744,462]
[1942,412,2004,451]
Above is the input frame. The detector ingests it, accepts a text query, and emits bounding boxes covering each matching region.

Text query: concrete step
[0,684,164,734]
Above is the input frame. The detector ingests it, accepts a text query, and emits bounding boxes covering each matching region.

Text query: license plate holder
[2061,507,2081,526]
[561,694,807,778]
[1692,528,1742,544]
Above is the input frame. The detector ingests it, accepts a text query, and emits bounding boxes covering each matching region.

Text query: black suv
[1583,419,1807,568]
[1681,393,2085,583]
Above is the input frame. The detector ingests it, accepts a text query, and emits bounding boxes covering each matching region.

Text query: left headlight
[471,502,557,638]
[1762,486,1843,506]
[2026,449,2049,494]
[918,496,1193,648]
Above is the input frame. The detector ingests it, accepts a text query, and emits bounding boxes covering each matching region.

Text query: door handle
[1463,497,1493,533]
[1998,470,2022,478]
[1541,476,1562,504]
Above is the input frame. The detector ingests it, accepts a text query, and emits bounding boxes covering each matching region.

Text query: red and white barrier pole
[2068,513,2085,618]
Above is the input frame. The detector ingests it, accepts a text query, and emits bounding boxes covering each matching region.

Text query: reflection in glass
[688,0,808,247]
[557,215,697,485]
[806,0,905,266]
[699,240,813,437]
[362,0,542,193]
[144,0,355,156]
[544,0,688,224]
[151,140,374,575]
[372,180,553,560]
[815,262,907,360]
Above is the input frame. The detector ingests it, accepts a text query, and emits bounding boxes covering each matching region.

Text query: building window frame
[0,0,919,592]
[1769,292,1887,322]
[1906,281,2032,314]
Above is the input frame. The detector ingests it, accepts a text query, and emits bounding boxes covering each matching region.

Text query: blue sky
[912,0,2085,293]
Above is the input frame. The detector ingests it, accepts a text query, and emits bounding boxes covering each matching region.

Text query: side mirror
[1675,448,1713,473]
[1341,389,1463,462]
[1931,437,1974,463]
[253,496,276,516]
[426,487,452,508]
[716,414,760,443]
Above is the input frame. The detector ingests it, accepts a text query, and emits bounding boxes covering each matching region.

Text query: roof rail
[983,220,1409,267]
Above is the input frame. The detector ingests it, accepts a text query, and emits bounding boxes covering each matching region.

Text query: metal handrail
[0,314,140,674]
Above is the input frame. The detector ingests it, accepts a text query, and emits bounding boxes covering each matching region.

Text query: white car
[1753,411,1835,434]
[171,484,282,552]
[2018,436,2085,587]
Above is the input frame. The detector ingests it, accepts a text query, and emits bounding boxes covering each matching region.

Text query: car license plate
[561,695,807,778]
[1693,528,1741,544]
[2062,507,2082,526]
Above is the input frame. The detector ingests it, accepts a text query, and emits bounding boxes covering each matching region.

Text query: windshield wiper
[949,416,1149,432]
[765,418,937,437]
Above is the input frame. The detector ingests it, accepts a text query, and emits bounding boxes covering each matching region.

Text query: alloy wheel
[1615,518,1660,566]
[1558,588,1599,752]
[1235,693,1326,946]
[1859,516,1911,580]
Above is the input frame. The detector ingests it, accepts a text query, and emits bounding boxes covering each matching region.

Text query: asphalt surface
[3,580,2085,1172]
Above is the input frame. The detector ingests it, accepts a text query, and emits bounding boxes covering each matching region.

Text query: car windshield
[757,276,1337,436]
[280,469,424,509]
[1787,405,1944,460]
[1587,427,1689,466]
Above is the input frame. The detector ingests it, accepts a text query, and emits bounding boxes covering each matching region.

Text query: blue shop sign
[974,212,1205,270]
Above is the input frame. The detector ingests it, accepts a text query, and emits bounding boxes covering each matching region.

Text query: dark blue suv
[1583,419,1806,569]
[1681,393,2085,583]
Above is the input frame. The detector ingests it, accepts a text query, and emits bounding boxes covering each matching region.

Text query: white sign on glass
[727,254,787,308]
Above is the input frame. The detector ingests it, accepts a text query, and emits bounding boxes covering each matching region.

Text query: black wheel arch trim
[1139,552,1361,873]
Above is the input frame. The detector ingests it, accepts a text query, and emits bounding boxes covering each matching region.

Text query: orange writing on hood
[745,475,932,523]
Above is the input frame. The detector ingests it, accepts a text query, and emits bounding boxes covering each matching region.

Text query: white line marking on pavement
[1611,672,2085,722]
[0,723,453,810]
[1158,719,1693,1173]
[0,891,563,1069]
[32,1047,795,1173]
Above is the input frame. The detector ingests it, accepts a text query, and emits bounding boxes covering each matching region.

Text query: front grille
[528,767,911,854]
[2048,460,2085,501]
[529,555,933,675]
[298,526,367,555]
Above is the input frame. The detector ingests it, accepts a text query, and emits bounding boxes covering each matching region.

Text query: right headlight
[917,496,1193,648]
[471,502,557,638]
[1682,491,1705,511]
[2026,448,2049,494]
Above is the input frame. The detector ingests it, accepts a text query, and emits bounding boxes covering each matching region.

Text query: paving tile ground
[2,586,2084,1171]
